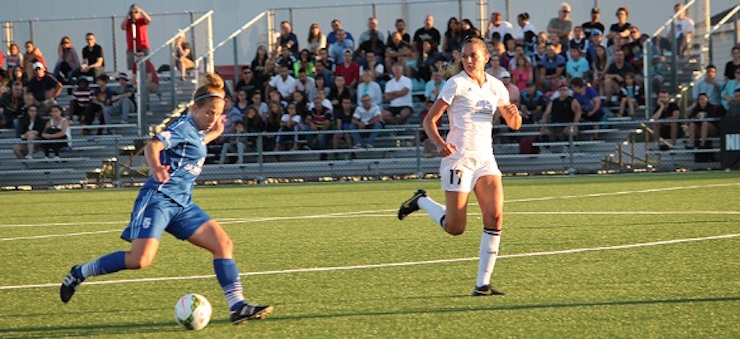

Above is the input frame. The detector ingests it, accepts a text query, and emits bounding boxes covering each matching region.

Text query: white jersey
[437,71,510,158]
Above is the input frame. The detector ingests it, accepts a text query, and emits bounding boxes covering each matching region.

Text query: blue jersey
[142,115,207,206]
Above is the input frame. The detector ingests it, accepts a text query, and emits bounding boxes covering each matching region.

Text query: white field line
[0,230,120,242]
[1,233,737,291]
[2,182,738,229]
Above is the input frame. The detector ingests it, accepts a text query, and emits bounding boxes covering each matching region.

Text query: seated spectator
[461,19,481,39]
[351,94,383,148]
[313,59,332,86]
[382,63,413,125]
[326,19,355,46]
[250,91,269,118]
[308,75,330,101]
[360,51,384,81]
[102,73,136,132]
[486,12,515,42]
[413,15,442,49]
[69,33,105,82]
[727,89,740,118]
[500,39,517,71]
[275,46,297,72]
[650,90,680,150]
[89,74,113,133]
[25,61,62,109]
[307,23,327,56]
[294,49,315,77]
[333,97,355,152]
[500,71,520,107]
[693,65,723,107]
[485,55,505,79]
[23,41,46,80]
[570,77,603,134]
[251,44,271,85]
[132,51,159,100]
[277,21,299,55]
[591,44,608,95]
[243,106,265,148]
[268,64,296,100]
[222,96,244,133]
[515,12,537,42]
[329,30,354,66]
[174,33,195,80]
[672,3,694,57]
[0,82,25,130]
[335,51,360,89]
[568,26,590,57]
[539,81,582,141]
[220,120,247,164]
[69,76,103,135]
[356,31,385,69]
[538,44,566,92]
[328,75,352,111]
[291,90,309,115]
[604,50,634,104]
[307,88,333,112]
[443,18,464,59]
[6,43,23,74]
[8,65,28,87]
[306,94,333,157]
[417,39,443,82]
[40,105,70,160]
[565,48,589,81]
[385,32,411,71]
[618,72,643,118]
[687,93,723,149]
[721,68,740,111]
[295,69,316,96]
[262,102,282,150]
[358,17,385,46]
[520,81,545,124]
[13,105,44,160]
[387,18,411,45]
[275,102,303,151]
[511,55,532,92]
[357,70,383,107]
[234,66,260,100]
[53,36,80,84]
[424,70,446,102]
[723,47,740,83]
[547,2,573,42]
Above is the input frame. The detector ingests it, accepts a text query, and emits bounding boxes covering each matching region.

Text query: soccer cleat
[398,189,427,220]
[60,266,84,303]
[472,285,505,296]
[230,303,274,325]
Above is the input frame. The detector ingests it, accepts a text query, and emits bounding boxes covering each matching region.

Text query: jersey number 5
[449,169,463,185]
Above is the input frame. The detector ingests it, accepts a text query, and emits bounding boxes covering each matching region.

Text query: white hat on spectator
[33,62,45,70]
[117,72,129,81]
[500,70,511,78]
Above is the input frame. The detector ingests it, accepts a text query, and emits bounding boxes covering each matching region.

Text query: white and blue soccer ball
[174,293,212,330]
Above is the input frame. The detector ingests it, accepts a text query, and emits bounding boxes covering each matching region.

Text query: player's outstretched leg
[60,251,128,303]
[398,189,427,220]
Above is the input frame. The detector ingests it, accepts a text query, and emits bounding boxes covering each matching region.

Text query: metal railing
[700,5,740,70]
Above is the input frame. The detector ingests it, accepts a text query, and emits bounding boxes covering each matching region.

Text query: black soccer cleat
[398,189,427,220]
[472,285,505,297]
[60,265,84,303]
[230,303,274,325]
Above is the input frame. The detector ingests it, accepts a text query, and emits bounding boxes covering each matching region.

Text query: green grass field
[1,172,739,338]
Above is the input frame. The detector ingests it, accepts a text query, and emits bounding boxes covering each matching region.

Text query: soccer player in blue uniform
[60,74,273,324]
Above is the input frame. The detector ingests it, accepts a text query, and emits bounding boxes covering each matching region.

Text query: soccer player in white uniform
[398,37,521,296]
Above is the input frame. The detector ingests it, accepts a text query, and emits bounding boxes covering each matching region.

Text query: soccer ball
[174,293,212,330]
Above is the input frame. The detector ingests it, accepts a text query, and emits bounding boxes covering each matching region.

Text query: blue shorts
[120,188,211,242]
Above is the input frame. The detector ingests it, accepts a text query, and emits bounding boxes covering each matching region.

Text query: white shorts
[439,155,501,192]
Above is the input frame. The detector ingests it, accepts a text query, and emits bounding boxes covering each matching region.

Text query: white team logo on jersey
[473,100,494,120]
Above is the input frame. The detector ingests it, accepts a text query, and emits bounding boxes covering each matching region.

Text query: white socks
[476,229,502,287]
[417,196,446,229]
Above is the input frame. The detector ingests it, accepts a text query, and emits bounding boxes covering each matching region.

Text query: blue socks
[213,259,246,312]
[76,251,127,280]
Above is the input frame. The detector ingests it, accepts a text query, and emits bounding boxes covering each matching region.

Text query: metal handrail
[652,0,696,37]
[700,5,740,69]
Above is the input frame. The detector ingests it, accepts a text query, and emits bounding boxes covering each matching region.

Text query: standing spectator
[351,94,383,148]
[121,4,151,71]
[582,7,605,39]
[6,43,23,73]
[220,120,247,163]
[277,21,299,55]
[275,102,302,151]
[41,105,70,160]
[617,72,643,118]
[268,64,296,101]
[515,13,537,41]
[687,93,723,149]
[608,7,632,46]
[511,55,532,92]
[333,97,355,151]
[591,44,608,95]
[307,23,327,56]
[413,15,442,49]
[174,34,194,80]
[520,81,545,124]
[25,62,62,108]
[723,47,740,83]
[13,105,44,160]
[329,30,354,66]
[251,45,270,85]
[565,48,589,81]
[326,19,355,46]
[358,17,385,46]
[538,44,566,92]
[306,94,333,156]
[103,73,136,129]
[387,19,411,45]
[721,68,740,111]
[382,63,413,125]
[570,77,603,133]
[132,51,160,100]
[443,18,464,59]
[650,90,680,150]
[727,89,740,118]
[243,106,264,149]
[604,50,634,104]
[70,33,105,81]
[69,77,100,135]
[335,51,360,89]
[53,36,80,84]
[693,65,723,107]
[0,82,25,130]
[673,3,694,57]
[424,70,446,102]
[547,2,573,42]
[356,70,382,107]
[89,74,113,133]
[486,12,515,42]
[539,81,582,141]
[23,41,46,80]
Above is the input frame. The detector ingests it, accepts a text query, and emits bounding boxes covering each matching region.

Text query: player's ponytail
[193,73,225,107]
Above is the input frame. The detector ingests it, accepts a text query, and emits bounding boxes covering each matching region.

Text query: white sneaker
[25,154,33,160]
